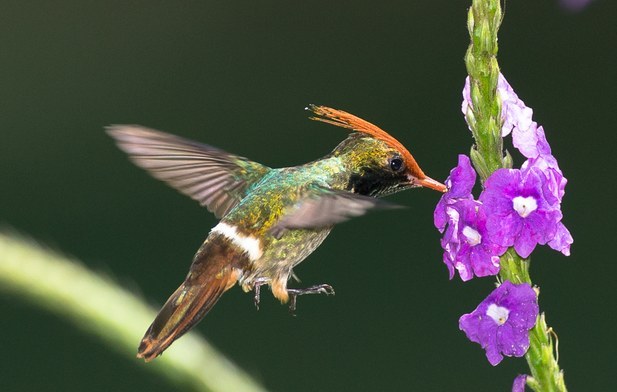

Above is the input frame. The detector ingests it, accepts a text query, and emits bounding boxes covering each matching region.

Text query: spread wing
[270,187,403,238]
[107,125,271,218]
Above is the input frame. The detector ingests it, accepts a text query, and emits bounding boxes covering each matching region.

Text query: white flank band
[211,222,263,261]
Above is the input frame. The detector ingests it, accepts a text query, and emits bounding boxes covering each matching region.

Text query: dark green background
[1,1,615,391]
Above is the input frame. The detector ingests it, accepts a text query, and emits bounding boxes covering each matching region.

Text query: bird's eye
[389,157,404,172]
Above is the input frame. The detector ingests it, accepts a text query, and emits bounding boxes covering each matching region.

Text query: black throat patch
[347,168,407,197]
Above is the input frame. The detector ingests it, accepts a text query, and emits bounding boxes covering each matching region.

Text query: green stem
[0,232,268,392]
[464,1,567,391]
[464,0,506,180]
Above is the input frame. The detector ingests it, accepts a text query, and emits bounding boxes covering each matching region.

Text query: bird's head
[308,105,446,197]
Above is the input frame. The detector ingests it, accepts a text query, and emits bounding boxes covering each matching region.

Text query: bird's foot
[287,284,335,315]
[253,279,270,310]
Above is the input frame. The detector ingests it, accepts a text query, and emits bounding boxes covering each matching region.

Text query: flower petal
[548,222,573,256]
[459,281,538,366]
[512,374,528,392]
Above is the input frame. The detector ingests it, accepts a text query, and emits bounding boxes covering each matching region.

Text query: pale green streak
[0,232,267,392]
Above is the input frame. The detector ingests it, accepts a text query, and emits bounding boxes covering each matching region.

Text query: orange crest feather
[307,105,426,178]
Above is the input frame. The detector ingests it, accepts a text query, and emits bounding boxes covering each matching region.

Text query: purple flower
[433,155,505,280]
[518,127,573,256]
[455,73,572,260]
[495,75,533,136]
[512,374,528,392]
[495,75,540,158]
[480,167,562,258]
[462,75,538,158]
[444,154,477,199]
[440,199,506,281]
[434,154,477,232]
[459,281,539,366]
[521,126,567,204]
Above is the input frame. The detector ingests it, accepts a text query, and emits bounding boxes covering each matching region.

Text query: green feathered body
[224,156,346,295]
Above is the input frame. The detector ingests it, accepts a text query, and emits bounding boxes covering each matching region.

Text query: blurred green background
[1,1,615,391]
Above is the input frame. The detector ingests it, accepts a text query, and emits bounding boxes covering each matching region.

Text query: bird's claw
[287,284,335,315]
[253,279,269,311]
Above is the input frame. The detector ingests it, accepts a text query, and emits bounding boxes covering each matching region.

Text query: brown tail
[137,235,247,361]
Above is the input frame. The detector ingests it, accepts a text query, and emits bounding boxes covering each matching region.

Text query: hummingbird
[107,105,446,361]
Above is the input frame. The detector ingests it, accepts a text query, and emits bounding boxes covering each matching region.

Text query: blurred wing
[107,125,271,218]
[270,188,403,238]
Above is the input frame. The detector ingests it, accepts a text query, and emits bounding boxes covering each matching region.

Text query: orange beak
[415,176,447,193]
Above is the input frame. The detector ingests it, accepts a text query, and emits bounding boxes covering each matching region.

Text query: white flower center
[512,196,538,218]
[462,226,482,246]
[486,303,510,326]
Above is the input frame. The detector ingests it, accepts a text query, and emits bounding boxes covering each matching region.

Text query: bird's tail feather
[137,235,246,361]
